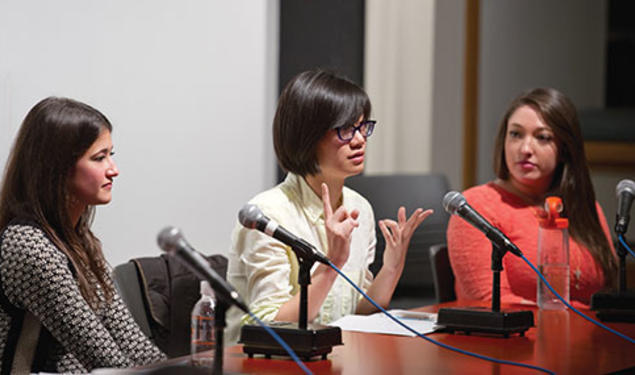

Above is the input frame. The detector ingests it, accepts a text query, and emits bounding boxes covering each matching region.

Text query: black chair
[428,243,456,303]
[112,254,228,358]
[346,173,450,308]
[112,262,153,339]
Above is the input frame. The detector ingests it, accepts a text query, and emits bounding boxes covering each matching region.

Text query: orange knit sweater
[447,182,614,306]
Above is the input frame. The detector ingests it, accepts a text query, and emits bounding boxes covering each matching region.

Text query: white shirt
[226,173,376,344]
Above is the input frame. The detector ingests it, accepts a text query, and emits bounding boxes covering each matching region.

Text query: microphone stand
[297,257,311,330]
[591,235,635,322]
[619,238,628,292]
[437,243,534,338]
[212,298,228,375]
[240,249,342,360]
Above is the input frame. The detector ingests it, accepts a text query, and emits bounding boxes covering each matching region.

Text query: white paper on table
[329,309,439,337]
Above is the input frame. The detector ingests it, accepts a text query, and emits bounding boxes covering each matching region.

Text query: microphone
[238,204,331,265]
[157,226,248,312]
[615,179,635,235]
[443,191,522,256]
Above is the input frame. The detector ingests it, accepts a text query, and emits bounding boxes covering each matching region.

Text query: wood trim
[585,141,635,169]
[463,0,480,189]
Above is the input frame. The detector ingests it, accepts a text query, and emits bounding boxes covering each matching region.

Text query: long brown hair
[493,88,617,287]
[0,97,114,307]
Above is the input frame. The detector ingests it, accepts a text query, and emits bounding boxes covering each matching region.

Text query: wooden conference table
[149,301,635,374]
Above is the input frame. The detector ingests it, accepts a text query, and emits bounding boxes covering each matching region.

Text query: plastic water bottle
[537,197,570,310]
[191,280,215,367]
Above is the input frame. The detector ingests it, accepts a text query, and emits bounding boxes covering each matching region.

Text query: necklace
[572,253,582,290]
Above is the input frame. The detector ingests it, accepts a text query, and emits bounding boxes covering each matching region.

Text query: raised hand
[379,207,433,271]
[321,183,359,268]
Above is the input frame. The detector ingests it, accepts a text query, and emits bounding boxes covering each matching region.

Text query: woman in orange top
[447,88,616,305]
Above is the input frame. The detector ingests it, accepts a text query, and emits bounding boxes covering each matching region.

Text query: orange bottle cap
[538,196,569,229]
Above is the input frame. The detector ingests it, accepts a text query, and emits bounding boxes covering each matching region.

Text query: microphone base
[590,290,635,323]
[240,322,342,360]
[437,307,534,338]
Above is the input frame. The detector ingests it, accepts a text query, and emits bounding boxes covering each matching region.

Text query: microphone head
[443,191,466,215]
[157,226,183,254]
[616,179,635,197]
[238,204,264,229]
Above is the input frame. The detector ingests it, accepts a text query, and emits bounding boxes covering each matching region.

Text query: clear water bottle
[191,280,215,367]
[537,196,570,310]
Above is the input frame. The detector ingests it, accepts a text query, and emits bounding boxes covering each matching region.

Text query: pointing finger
[321,183,333,219]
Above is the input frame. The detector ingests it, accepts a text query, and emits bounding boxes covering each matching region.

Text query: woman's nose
[520,137,533,154]
[349,128,366,146]
[107,161,119,178]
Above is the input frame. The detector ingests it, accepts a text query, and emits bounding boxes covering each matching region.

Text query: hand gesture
[321,183,359,268]
[379,207,433,271]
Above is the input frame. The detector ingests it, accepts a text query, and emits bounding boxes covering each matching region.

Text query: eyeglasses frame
[335,120,377,142]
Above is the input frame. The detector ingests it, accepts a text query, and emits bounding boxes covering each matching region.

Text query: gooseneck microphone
[238,204,331,265]
[615,179,635,235]
[157,226,248,312]
[443,191,523,257]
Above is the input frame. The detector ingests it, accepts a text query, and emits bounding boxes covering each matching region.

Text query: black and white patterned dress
[0,223,166,373]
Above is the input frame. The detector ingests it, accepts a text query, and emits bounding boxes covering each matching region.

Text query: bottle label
[191,315,215,348]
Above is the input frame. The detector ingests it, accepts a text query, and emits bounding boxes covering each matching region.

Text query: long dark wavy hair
[0,97,114,307]
[493,88,617,287]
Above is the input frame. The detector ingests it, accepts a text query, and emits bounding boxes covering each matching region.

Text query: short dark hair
[273,70,371,176]
[493,88,616,287]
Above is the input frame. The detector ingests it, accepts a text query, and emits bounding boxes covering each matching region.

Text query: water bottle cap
[200,280,214,297]
[538,196,569,229]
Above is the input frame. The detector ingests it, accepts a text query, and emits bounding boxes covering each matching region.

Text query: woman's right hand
[321,183,359,268]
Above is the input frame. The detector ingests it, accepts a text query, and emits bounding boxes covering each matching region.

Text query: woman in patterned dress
[0,97,166,373]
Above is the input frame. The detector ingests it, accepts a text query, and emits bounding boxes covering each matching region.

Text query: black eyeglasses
[335,120,376,142]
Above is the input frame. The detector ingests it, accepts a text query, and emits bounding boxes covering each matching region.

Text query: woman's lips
[518,161,536,170]
[349,152,365,164]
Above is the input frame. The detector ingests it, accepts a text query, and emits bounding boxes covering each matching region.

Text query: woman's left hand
[379,207,434,272]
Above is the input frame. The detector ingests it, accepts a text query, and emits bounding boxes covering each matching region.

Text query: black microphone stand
[437,243,534,338]
[240,249,342,360]
[591,234,635,322]
[211,298,228,375]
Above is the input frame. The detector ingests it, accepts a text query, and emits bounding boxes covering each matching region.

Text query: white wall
[477,0,606,184]
[0,0,278,266]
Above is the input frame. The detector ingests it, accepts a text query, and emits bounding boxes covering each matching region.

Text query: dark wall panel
[279,0,365,92]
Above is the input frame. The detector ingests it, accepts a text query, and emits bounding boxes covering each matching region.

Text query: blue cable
[520,254,635,344]
[619,235,635,259]
[328,262,554,375]
[248,312,313,375]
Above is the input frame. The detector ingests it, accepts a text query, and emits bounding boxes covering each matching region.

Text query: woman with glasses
[226,69,432,343]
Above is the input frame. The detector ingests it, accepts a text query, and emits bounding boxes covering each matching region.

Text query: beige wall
[364,0,437,175]
[364,0,465,191]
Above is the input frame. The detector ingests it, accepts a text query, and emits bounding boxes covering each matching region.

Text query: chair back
[346,173,450,307]
[112,254,228,358]
[428,243,456,303]
[112,262,153,338]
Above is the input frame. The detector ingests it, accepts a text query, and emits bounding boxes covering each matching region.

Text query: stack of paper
[329,309,439,337]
